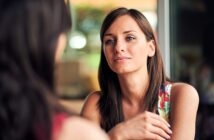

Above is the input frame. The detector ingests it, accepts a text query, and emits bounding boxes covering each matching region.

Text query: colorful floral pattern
[158,82,172,122]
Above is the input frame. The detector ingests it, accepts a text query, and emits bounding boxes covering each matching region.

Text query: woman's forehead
[105,15,143,35]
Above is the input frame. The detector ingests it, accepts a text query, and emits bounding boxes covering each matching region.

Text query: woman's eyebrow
[123,30,137,34]
[104,30,137,37]
[104,33,113,37]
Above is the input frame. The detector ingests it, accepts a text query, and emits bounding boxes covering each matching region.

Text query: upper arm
[170,83,199,140]
[80,91,101,125]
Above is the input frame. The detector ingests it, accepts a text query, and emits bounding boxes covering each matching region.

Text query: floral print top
[158,82,172,122]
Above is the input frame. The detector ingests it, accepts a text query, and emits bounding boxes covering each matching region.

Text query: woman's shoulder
[171,82,198,98]
[80,91,102,124]
[170,82,199,107]
[57,116,109,140]
[167,83,199,139]
[83,91,102,107]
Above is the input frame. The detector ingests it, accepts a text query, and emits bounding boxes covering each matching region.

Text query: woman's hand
[108,111,172,140]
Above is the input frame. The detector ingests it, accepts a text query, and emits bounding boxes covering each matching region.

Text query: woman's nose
[114,40,125,53]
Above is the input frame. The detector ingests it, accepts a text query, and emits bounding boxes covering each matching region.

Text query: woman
[0,0,108,140]
[81,7,199,140]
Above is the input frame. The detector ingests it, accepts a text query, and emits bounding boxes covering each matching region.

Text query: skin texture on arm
[80,92,101,126]
[170,83,199,140]
[81,92,124,140]
[57,116,109,140]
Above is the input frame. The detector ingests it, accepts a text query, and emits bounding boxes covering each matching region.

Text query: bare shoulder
[171,82,199,103]
[58,116,109,140]
[81,91,102,113]
[83,91,102,106]
[80,91,102,124]
[170,82,199,120]
[168,83,199,139]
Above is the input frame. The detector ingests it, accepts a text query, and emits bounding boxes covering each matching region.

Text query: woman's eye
[126,36,136,41]
[104,39,115,46]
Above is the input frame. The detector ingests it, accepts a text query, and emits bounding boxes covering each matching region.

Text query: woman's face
[103,15,155,75]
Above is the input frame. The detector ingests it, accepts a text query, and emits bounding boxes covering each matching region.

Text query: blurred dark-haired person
[0,0,108,140]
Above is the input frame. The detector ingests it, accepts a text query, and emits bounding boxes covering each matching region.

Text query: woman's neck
[118,70,150,107]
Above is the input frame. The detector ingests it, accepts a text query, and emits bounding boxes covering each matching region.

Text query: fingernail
[167,123,171,127]
[167,135,171,139]
[169,129,173,134]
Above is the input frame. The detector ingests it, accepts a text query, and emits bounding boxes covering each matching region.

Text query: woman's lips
[113,56,131,61]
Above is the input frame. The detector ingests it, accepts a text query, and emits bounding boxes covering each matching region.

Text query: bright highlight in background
[143,11,157,30]
[69,32,87,49]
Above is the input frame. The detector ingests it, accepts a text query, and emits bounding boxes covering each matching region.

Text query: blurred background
[56,0,214,139]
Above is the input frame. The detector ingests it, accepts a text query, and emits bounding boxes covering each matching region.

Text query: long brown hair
[98,7,166,132]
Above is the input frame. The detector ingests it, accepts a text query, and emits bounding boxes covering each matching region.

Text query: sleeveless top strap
[158,82,172,122]
[52,113,68,140]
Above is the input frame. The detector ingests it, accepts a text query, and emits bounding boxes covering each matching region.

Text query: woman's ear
[55,34,67,63]
[147,40,155,57]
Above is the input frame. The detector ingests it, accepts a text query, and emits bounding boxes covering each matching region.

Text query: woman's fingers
[135,111,172,139]
[121,111,172,140]
[148,123,171,139]
[149,117,172,135]
[154,120,172,135]
[141,111,172,134]
[144,111,170,127]
[145,130,167,140]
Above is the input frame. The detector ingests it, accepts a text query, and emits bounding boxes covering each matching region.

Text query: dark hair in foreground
[0,0,71,140]
[98,7,166,131]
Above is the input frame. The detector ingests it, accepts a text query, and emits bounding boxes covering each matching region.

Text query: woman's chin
[112,68,133,75]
